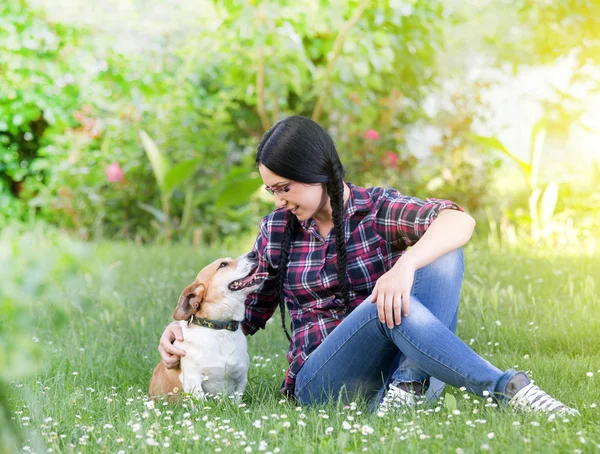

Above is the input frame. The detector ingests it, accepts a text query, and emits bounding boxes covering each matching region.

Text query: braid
[276,213,297,342]
[326,162,350,306]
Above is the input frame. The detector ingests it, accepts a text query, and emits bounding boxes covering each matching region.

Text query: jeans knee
[423,248,464,283]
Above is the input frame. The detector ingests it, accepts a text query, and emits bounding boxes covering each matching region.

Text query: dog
[149,251,267,402]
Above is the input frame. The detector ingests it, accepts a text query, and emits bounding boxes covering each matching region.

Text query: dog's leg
[184,375,208,400]
[232,376,247,403]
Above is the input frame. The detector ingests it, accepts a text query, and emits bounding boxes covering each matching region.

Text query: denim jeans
[294,248,517,407]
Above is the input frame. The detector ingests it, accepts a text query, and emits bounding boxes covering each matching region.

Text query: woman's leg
[294,294,517,406]
[386,248,464,401]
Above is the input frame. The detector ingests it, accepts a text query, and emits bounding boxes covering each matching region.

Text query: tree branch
[256,44,271,132]
[312,0,370,123]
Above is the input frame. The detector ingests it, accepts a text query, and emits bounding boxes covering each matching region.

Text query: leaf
[352,60,370,78]
[528,187,542,225]
[469,134,531,177]
[137,202,168,224]
[163,158,202,194]
[444,392,457,413]
[215,176,263,208]
[529,118,547,189]
[540,183,558,228]
[139,130,172,193]
[336,431,349,449]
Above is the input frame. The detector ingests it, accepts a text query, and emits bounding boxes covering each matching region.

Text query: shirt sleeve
[374,189,464,249]
[242,218,279,335]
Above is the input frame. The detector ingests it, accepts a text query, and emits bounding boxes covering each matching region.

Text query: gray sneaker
[377,381,424,416]
[505,372,580,416]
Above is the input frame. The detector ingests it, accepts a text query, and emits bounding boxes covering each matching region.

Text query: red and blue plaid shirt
[242,182,463,397]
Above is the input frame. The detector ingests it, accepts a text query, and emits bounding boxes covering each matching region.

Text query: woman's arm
[372,208,475,328]
[398,208,475,270]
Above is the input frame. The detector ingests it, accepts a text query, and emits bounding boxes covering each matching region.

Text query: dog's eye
[219,262,228,269]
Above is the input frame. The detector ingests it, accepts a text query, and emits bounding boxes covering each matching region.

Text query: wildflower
[361,425,374,435]
[382,151,399,168]
[105,162,124,183]
[487,432,494,439]
[586,372,594,378]
[364,129,380,140]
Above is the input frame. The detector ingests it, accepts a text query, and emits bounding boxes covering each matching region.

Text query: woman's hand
[370,256,417,328]
[158,322,186,369]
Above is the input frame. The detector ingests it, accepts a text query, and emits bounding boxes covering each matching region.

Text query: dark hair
[255,115,349,342]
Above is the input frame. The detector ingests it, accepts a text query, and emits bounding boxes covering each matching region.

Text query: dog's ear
[173,283,206,321]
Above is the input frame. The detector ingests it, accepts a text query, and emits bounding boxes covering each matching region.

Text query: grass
[6,240,600,453]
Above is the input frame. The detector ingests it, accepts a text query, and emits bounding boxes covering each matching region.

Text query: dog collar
[187,315,240,332]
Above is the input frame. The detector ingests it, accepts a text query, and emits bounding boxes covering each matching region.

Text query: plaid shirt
[242,182,463,397]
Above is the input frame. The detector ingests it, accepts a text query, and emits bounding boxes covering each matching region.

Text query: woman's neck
[312,183,351,225]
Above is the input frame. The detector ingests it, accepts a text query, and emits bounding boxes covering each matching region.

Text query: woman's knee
[419,248,464,283]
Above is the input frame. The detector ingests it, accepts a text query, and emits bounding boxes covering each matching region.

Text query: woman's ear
[173,283,206,321]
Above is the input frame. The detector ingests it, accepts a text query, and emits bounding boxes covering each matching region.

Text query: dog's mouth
[228,265,268,292]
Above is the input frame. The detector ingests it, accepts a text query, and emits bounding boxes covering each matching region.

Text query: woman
[159,115,578,415]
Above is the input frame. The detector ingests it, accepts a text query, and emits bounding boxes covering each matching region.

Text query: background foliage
[6,0,598,246]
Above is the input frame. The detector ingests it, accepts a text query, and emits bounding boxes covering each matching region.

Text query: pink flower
[105,162,124,183]
[382,151,399,168]
[364,129,380,140]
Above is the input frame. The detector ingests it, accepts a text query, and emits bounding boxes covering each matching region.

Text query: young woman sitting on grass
[159,115,578,416]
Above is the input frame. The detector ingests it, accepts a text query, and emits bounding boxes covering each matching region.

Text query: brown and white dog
[149,251,267,401]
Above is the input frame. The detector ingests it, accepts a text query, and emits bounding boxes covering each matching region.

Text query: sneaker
[377,381,424,416]
[505,372,580,416]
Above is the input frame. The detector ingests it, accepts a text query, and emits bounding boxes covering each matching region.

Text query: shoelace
[509,384,579,416]
[379,384,421,414]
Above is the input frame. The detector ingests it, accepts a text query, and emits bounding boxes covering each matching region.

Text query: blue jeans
[294,248,517,407]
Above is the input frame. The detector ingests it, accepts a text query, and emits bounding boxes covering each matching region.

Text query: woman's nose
[275,194,286,209]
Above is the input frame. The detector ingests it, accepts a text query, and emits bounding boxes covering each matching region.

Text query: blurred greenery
[0,224,110,450]
[0,0,598,246]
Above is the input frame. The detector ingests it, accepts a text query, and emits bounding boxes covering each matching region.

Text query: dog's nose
[247,251,258,260]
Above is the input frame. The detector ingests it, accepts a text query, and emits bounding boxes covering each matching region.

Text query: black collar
[187,315,240,332]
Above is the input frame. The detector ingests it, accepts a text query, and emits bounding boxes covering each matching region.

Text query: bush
[2,0,503,240]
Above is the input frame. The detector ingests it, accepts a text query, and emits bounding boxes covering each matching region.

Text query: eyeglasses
[264,183,292,196]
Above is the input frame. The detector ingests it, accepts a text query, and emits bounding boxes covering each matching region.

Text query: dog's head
[173,251,267,321]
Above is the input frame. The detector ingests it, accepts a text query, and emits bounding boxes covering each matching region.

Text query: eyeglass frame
[264,182,293,196]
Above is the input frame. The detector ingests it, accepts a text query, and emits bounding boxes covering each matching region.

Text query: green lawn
[6,241,600,453]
